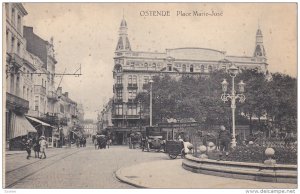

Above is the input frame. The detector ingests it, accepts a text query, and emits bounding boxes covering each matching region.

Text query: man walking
[24,138,32,159]
[218,125,231,160]
[39,136,48,159]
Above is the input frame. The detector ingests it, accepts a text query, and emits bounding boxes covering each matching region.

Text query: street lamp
[149,79,154,127]
[221,64,246,148]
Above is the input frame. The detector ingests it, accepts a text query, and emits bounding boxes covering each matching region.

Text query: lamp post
[221,64,246,148]
[149,79,154,127]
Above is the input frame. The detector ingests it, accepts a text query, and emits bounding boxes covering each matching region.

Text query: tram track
[6,149,71,174]
[5,148,83,188]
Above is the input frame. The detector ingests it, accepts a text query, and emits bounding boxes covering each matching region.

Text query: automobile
[141,126,166,152]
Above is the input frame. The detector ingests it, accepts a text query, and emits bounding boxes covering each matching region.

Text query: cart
[165,140,185,159]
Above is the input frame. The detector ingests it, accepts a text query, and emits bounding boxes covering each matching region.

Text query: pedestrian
[39,136,48,159]
[106,137,112,149]
[218,125,231,160]
[33,137,40,158]
[25,138,32,159]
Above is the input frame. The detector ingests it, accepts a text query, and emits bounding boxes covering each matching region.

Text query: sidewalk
[115,159,297,189]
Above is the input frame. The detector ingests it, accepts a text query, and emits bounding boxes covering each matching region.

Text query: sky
[22,3,297,120]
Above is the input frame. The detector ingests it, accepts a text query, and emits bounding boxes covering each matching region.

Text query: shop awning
[9,113,37,139]
[25,116,52,127]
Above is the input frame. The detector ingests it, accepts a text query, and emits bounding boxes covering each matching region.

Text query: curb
[115,168,148,188]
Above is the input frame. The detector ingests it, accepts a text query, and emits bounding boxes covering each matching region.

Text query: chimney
[57,87,62,96]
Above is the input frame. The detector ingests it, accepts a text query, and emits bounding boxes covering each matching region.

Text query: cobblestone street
[5,141,168,189]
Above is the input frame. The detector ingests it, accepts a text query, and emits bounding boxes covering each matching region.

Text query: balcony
[127,83,138,89]
[34,85,46,96]
[114,98,123,104]
[10,53,23,68]
[115,83,123,89]
[6,92,29,114]
[112,115,140,120]
[47,91,58,101]
[127,99,136,104]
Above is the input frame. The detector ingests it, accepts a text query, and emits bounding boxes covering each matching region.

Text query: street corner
[115,167,148,188]
[115,159,184,188]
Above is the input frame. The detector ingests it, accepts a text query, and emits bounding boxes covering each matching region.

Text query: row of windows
[6,30,22,55]
[6,4,22,33]
[116,75,151,85]
[116,89,137,100]
[114,104,138,115]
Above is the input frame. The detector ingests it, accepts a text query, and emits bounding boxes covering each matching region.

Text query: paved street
[5,140,168,189]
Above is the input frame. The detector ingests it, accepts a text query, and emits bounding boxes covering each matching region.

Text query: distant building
[83,120,97,137]
[110,18,268,144]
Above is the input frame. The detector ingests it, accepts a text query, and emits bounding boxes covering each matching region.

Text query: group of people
[24,136,48,160]
[75,137,87,148]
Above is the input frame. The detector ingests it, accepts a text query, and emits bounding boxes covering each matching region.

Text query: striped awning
[25,116,51,127]
[9,113,37,139]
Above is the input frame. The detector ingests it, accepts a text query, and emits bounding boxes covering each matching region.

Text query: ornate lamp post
[221,64,246,148]
[149,79,154,126]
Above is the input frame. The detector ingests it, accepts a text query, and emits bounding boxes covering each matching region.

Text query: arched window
[190,64,194,72]
[116,66,122,73]
[152,63,156,69]
[182,64,186,72]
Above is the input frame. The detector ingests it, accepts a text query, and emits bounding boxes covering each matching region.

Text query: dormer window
[168,64,172,71]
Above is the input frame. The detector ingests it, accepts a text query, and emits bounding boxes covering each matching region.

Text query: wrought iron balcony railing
[6,92,29,113]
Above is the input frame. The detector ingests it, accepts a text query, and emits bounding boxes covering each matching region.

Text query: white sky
[22,3,297,120]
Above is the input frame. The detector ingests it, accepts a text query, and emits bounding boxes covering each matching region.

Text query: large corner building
[109,18,268,144]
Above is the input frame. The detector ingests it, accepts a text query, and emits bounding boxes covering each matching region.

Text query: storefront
[7,112,37,150]
[25,116,55,147]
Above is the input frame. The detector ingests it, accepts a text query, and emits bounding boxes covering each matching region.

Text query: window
[42,78,44,87]
[27,88,29,100]
[144,76,149,84]
[117,76,122,84]
[152,63,156,69]
[115,104,123,115]
[11,37,15,52]
[182,64,186,72]
[17,15,21,32]
[190,64,194,72]
[116,66,122,73]
[17,42,20,54]
[130,64,134,70]
[208,65,212,72]
[168,64,172,71]
[34,96,39,111]
[201,65,204,72]
[117,90,122,99]
[128,89,137,99]
[132,75,137,84]
[144,63,148,68]
[128,104,137,115]
[27,70,30,78]
[11,8,15,25]
[128,75,132,84]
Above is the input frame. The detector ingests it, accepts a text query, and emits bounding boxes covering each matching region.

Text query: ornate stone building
[110,18,268,144]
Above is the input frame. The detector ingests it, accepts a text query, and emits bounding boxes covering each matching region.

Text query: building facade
[5,3,39,149]
[109,19,268,144]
